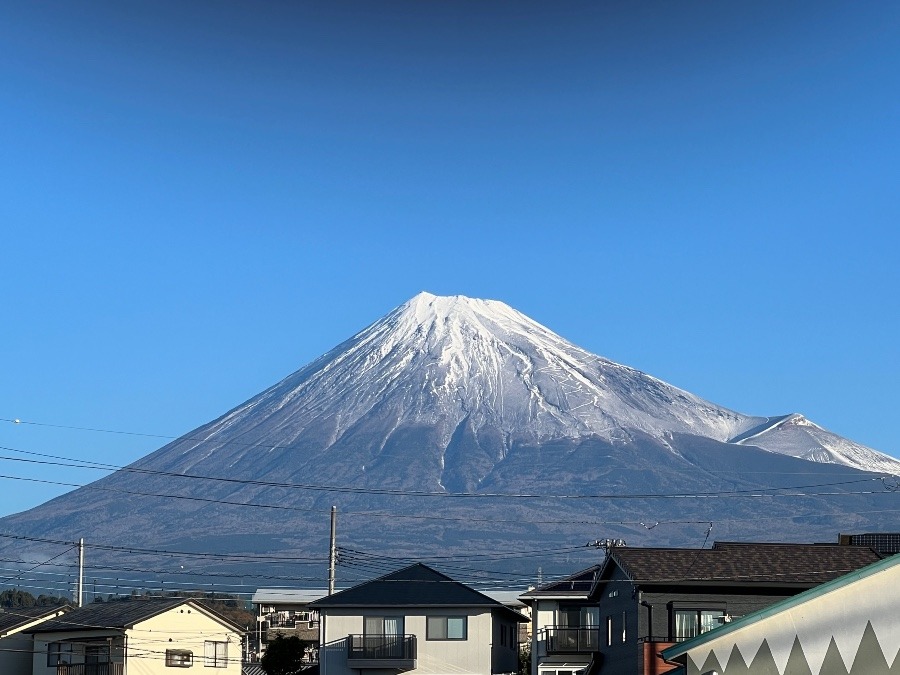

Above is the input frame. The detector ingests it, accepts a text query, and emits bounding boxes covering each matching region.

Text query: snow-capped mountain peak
[227,293,757,450]
[152,293,900,478]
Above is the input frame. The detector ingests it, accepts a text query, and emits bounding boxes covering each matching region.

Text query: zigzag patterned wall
[680,558,900,675]
[687,622,900,674]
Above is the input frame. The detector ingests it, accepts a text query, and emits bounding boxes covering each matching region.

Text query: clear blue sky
[1,1,898,517]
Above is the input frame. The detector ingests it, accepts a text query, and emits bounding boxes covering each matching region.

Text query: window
[364,616,404,636]
[558,605,599,628]
[426,616,467,640]
[500,624,506,646]
[167,649,194,667]
[48,642,74,666]
[606,615,612,647]
[673,610,723,641]
[621,611,626,643]
[204,641,228,668]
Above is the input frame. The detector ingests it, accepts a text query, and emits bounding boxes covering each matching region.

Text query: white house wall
[321,607,495,675]
[532,599,558,665]
[681,560,900,675]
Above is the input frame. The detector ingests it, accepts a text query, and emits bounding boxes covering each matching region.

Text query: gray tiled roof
[520,565,601,598]
[309,563,525,621]
[29,598,243,634]
[606,542,882,586]
[0,606,68,635]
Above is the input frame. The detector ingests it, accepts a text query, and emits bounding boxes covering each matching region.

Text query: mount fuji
[2,293,897,585]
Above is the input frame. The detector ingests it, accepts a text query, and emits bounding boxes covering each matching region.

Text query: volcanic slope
[2,293,898,581]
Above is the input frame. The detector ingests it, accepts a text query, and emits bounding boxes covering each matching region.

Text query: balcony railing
[348,634,417,661]
[57,665,124,675]
[346,634,416,670]
[545,626,600,654]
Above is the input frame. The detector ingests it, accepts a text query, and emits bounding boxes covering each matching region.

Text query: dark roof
[30,598,244,634]
[593,542,882,593]
[0,606,68,635]
[839,532,900,555]
[520,565,601,599]
[309,564,526,621]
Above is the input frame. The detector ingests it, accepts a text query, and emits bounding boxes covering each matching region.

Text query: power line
[0,445,890,500]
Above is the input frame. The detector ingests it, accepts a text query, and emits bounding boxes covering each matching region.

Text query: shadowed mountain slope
[1,293,897,584]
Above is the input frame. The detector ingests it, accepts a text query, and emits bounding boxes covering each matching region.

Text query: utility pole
[328,506,337,595]
[76,538,84,608]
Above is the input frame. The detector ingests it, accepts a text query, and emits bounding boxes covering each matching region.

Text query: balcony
[347,634,417,670]
[638,639,680,675]
[56,666,124,675]
[545,626,600,654]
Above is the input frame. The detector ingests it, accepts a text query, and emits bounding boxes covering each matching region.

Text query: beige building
[310,563,528,675]
[28,597,244,675]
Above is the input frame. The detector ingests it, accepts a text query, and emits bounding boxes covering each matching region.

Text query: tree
[518,642,531,675]
[261,635,308,675]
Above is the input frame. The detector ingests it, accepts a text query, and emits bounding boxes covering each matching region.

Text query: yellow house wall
[32,604,242,675]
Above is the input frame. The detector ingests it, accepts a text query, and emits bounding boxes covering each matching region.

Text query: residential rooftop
[591,541,882,593]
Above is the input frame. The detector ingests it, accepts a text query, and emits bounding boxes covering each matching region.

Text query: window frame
[426,615,468,641]
[671,607,725,641]
[166,649,194,668]
[203,641,228,668]
[47,642,74,667]
[363,615,405,636]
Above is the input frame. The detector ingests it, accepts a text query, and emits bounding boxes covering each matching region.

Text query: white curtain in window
[674,611,697,639]
[384,617,402,635]
[699,611,719,634]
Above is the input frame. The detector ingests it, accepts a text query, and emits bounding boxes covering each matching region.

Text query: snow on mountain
[190,291,752,451]
[734,413,900,474]
[169,291,898,476]
[2,292,898,580]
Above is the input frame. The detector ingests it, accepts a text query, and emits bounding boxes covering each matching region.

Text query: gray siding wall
[596,565,638,675]
[640,589,801,639]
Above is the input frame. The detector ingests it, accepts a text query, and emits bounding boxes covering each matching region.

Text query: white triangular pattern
[870,610,900,668]
[831,614,870,668]
[686,651,706,673]
[766,623,800,672]
[676,560,900,675]
[732,632,766,670]
[890,643,900,671]
[711,644,734,672]
[800,632,834,675]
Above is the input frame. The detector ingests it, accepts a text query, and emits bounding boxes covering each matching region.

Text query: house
[586,542,883,675]
[837,531,900,556]
[481,590,532,644]
[28,597,245,675]
[661,552,900,674]
[309,563,528,675]
[519,565,603,675]
[251,588,326,662]
[0,606,69,674]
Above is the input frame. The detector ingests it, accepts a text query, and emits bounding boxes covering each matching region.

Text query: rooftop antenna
[588,538,626,558]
